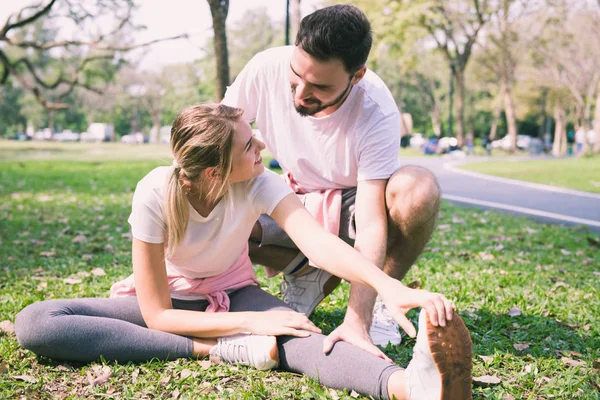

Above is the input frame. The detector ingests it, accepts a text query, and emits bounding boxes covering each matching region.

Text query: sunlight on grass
[459,156,600,193]
[1,155,599,399]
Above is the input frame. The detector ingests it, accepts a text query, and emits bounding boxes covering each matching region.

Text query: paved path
[404,156,600,234]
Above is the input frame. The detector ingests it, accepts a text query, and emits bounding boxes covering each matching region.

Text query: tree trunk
[454,68,465,146]
[594,88,600,153]
[552,104,566,156]
[503,78,518,152]
[489,83,504,140]
[208,0,230,101]
[430,97,441,137]
[150,120,160,144]
[291,0,302,41]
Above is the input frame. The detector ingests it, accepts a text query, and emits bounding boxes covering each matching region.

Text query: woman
[15,104,472,399]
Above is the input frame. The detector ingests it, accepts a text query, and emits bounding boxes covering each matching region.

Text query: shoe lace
[219,337,249,364]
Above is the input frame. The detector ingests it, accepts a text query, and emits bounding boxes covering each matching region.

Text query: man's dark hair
[295,5,372,74]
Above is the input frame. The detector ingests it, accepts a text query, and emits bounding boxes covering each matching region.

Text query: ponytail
[165,167,190,258]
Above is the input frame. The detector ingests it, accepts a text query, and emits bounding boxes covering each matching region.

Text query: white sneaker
[370,298,402,346]
[405,309,473,400]
[209,334,279,371]
[280,267,339,316]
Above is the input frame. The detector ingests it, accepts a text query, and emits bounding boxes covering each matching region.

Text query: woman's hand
[244,311,322,337]
[378,281,456,338]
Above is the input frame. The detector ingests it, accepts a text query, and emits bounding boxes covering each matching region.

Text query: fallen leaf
[494,244,504,251]
[473,375,501,387]
[560,249,571,255]
[514,343,530,351]
[525,226,537,234]
[0,362,8,374]
[0,320,15,335]
[350,390,360,398]
[452,216,466,224]
[502,395,516,400]
[71,234,86,243]
[593,360,600,369]
[77,271,91,278]
[179,368,192,381]
[56,365,70,372]
[328,388,340,400]
[508,307,522,317]
[91,268,106,276]
[121,232,133,240]
[561,357,586,368]
[478,355,493,364]
[82,254,93,261]
[105,244,115,252]
[438,224,451,230]
[13,374,38,383]
[86,365,112,385]
[63,278,82,285]
[479,252,495,261]
[593,271,600,277]
[40,251,56,257]
[198,360,212,370]
[159,375,171,385]
[171,388,180,399]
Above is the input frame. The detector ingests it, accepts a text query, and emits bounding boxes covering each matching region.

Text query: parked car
[159,126,172,144]
[53,130,80,142]
[492,134,531,150]
[409,133,426,148]
[121,132,146,144]
[32,128,53,141]
[80,123,115,142]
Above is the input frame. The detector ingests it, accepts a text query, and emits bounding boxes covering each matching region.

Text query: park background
[0,0,599,399]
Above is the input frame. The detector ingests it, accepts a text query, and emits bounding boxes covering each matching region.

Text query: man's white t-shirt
[222,46,401,191]
[128,167,293,279]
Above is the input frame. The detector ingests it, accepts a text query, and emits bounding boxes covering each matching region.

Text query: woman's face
[228,118,266,183]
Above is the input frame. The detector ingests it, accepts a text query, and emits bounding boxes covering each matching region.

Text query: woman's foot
[209,333,279,371]
[404,309,473,399]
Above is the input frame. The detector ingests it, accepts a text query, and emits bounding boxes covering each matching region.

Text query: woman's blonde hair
[165,103,243,257]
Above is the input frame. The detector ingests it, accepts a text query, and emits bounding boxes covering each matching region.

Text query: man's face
[289,47,355,117]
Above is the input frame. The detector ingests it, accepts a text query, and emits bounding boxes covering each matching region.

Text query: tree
[352,0,495,146]
[0,0,186,110]
[207,0,230,101]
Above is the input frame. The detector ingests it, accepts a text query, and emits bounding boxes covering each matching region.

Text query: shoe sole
[426,310,473,400]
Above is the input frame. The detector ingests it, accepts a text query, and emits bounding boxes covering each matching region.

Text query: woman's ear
[203,167,219,181]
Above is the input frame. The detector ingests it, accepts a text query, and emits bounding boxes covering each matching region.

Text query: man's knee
[385,166,441,225]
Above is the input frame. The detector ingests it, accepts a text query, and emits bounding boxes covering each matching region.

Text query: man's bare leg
[248,222,299,271]
[383,165,441,280]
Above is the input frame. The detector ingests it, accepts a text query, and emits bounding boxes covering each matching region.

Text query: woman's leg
[15,296,195,363]
[228,286,402,400]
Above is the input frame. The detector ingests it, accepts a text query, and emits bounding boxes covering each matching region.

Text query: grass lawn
[458,157,600,194]
[1,141,599,399]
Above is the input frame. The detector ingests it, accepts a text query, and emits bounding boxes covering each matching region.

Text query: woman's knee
[15,301,59,352]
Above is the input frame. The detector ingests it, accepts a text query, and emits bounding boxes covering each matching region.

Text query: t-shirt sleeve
[127,182,166,244]
[221,53,263,123]
[248,169,294,215]
[357,112,401,181]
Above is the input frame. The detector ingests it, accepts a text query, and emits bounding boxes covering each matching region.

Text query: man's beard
[292,80,353,117]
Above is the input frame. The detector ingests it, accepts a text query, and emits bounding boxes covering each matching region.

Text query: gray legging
[15,285,400,399]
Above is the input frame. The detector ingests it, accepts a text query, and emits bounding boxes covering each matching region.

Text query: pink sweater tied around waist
[264,172,342,278]
[110,244,258,313]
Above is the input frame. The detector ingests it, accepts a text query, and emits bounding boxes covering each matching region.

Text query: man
[222,5,441,360]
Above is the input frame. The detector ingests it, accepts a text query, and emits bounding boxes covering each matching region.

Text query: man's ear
[351,66,367,85]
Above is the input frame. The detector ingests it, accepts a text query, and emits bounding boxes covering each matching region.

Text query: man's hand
[322,320,392,363]
[379,281,456,338]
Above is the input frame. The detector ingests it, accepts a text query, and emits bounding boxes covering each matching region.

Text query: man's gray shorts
[258,188,357,248]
